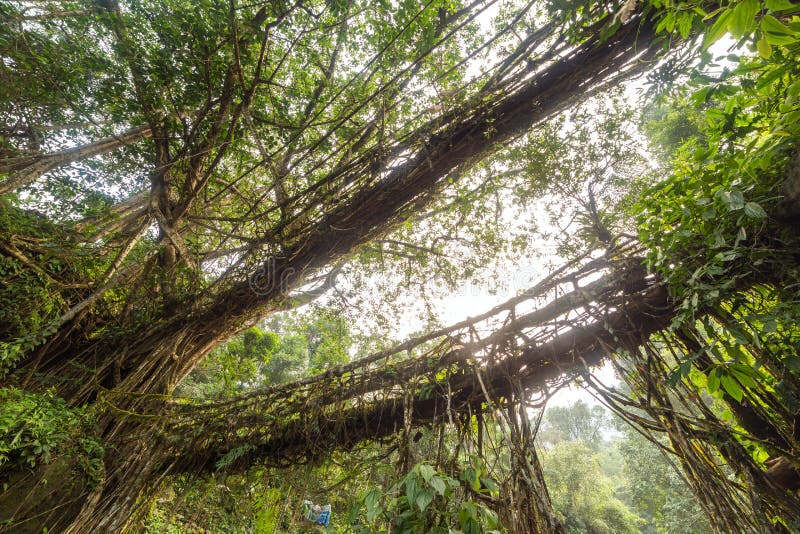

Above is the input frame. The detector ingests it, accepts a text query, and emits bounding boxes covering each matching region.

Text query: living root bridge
[11,13,663,406]
[0,11,674,532]
[163,257,673,473]
[0,253,671,533]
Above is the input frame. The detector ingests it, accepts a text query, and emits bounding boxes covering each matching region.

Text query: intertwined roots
[163,245,668,470]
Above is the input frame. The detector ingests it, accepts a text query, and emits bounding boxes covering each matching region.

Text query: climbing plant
[2,0,800,532]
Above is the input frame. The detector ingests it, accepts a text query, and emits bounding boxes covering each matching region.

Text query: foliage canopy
[2,0,800,532]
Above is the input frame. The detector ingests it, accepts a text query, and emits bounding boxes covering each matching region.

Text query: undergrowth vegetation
[1,0,800,531]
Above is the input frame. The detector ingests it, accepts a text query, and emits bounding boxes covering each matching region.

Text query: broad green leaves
[649,0,800,55]
[358,461,500,533]
[634,3,800,501]
[637,17,799,323]
[730,0,760,39]
[761,14,799,46]
[364,487,383,521]
[0,387,102,475]
[744,201,767,218]
[704,8,735,48]
[705,363,759,401]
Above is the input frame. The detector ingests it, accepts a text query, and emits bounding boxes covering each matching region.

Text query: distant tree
[180,307,351,397]
[539,400,711,534]
[542,440,643,534]
[617,427,710,534]
[539,400,609,448]
[640,95,705,166]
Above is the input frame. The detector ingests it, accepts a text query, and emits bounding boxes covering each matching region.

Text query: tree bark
[9,16,661,405]
[0,124,151,195]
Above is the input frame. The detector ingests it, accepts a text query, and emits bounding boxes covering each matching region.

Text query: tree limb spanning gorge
[3,0,800,531]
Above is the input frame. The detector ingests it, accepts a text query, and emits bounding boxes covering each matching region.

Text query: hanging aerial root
[159,255,672,474]
[587,314,800,533]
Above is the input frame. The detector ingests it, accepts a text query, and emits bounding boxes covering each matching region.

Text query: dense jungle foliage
[2,0,800,532]
[148,333,713,534]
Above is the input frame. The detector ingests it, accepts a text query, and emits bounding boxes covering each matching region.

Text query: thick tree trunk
[1,17,664,533]
[10,16,661,406]
[0,456,92,534]
[0,418,164,534]
[0,124,151,195]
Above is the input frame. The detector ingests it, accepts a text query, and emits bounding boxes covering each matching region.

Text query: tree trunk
[0,124,151,194]
[9,16,661,406]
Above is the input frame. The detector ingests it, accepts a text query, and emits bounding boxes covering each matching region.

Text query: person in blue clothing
[301,500,331,527]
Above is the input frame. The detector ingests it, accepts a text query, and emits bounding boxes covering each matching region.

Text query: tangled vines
[154,244,800,532]
[155,244,664,469]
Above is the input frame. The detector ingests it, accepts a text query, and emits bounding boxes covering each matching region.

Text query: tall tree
[9,0,800,532]
[1,0,668,530]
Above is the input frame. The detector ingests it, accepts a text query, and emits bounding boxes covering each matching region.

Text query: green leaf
[729,0,758,38]
[763,318,777,333]
[761,15,798,45]
[657,11,676,33]
[364,488,382,522]
[756,32,772,59]
[737,226,747,242]
[460,501,478,522]
[678,13,694,38]
[406,476,419,507]
[480,476,499,493]
[744,202,767,218]
[787,80,800,98]
[730,366,758,389]
[707,368,721,393]
[429,475,447,495]
[415,489,435,512]
[702,6,725,21]
[765,0,797,11]
[416,463,435,482]
[729,189,745,210]
[721,374,744,402]
[785,356,800,373]
[703,9,733,50]
[780,109,800,128]
[461,467,477,489]
[482,507,500,528]
[702,207,717,220]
